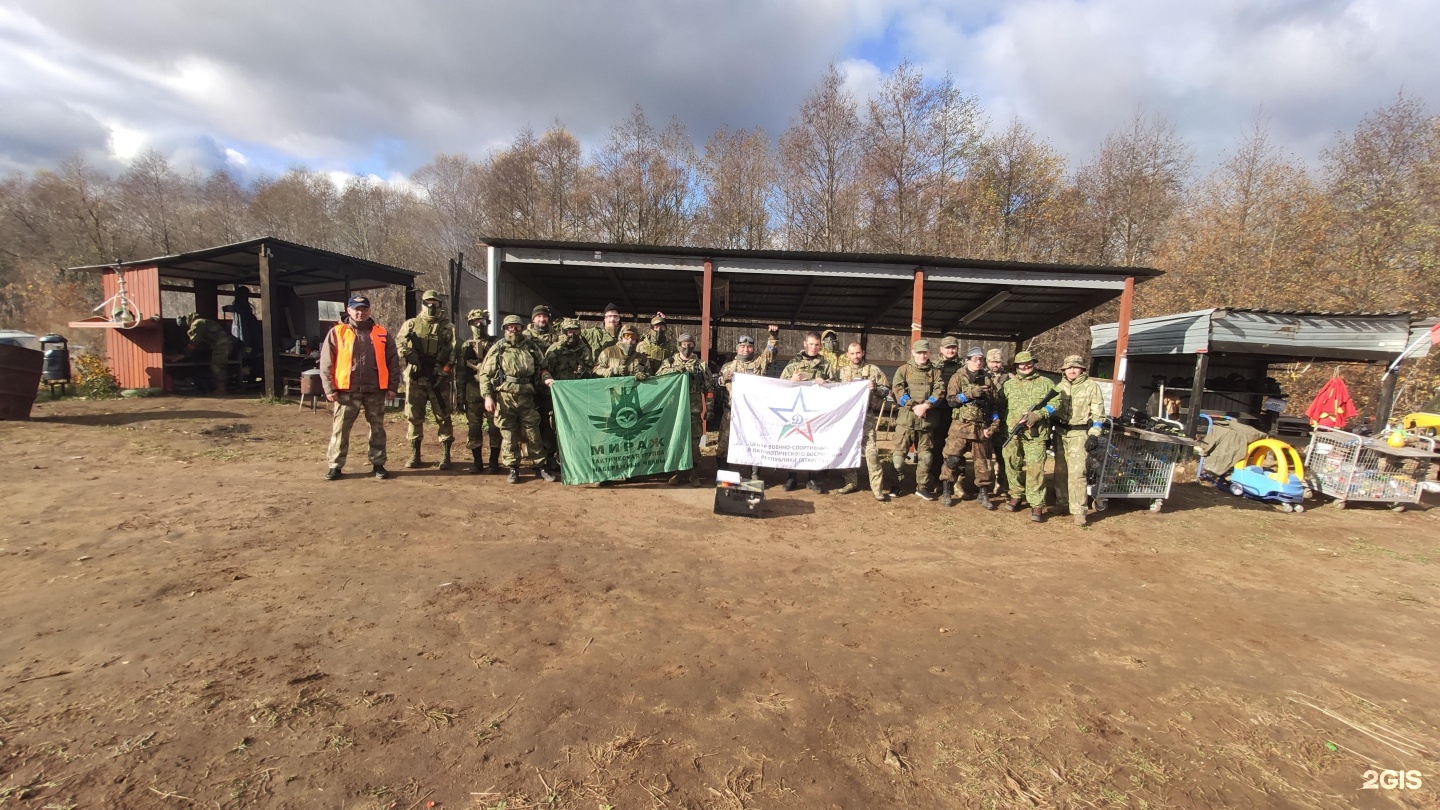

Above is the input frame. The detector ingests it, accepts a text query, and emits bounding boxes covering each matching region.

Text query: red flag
[1306,377,1356,429]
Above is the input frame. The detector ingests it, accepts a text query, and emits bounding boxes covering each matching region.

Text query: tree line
[2,62,1437,369]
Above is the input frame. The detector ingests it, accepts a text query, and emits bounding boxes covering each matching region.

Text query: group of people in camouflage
[319,292,1108,524]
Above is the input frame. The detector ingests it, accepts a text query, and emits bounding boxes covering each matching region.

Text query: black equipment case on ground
[714,479,765,517]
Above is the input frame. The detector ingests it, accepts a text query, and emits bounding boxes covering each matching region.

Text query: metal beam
[1014,289,1122,342]
[863,280,914,329]
[259,244,276,399]
[951,289,1013,330]
[790,275,819,326]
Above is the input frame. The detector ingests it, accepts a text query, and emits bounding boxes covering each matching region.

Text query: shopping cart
[1089,422,1201,513]
[1303,426,1439,512]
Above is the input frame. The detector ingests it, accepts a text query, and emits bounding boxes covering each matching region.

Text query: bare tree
[1073,110,1192,267]
[593,107,696,245]
[778,65,863,251]
[534,124,592,240]
[862,61,940,253]
[695,126,776,249]
[961,120,1068,261]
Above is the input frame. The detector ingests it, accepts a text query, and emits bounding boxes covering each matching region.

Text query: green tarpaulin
[551,375,693,485]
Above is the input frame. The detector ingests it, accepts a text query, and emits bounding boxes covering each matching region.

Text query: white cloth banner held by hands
[727,375,869,470]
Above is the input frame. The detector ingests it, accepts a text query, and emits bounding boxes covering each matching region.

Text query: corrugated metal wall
[1090,309,1213,357]
[1211,311,1410,357]
[102,265,165,389]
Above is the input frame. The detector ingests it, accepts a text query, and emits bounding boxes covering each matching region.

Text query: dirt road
[1,398,1437,808]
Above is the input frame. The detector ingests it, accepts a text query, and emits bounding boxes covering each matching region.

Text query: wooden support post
[259,244,276,399]
[1184,350,1210,437]
[1109,275,1136,417]
[910,268,925,345]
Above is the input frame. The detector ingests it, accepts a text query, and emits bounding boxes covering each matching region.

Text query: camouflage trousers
[1053,429,1091,515]
[990,432,1009,493]
[891,416,935,490]
[494,389,545,467]
[940,421,994,493]
[327,390,388,469]
[1003,432,1049,508]
[404,373,453,444]
[843,413,886,496]
[462,386,501,452]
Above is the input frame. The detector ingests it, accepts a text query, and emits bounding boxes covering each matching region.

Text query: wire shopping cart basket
[1303,426,1439,512]
[1089,424,1200,513]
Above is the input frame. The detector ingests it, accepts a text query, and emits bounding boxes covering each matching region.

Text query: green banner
[551,375,693,485]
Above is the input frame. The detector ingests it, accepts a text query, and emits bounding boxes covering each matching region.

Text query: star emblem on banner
[770,390,820,442]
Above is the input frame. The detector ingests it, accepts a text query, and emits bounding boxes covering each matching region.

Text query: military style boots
[437,440,452,471]
[487,448,501,475]
[405,439,422,468]
[940,480,954,507]
[469,448,484,474]
[507,465,521,484]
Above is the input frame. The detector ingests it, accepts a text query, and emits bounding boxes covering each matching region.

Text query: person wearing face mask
[890,339,943,500]
[396,290,457,470]
[1052,355,1105,526]
[582,303,625,356]
[593,324,652,379]
[524,304,562,473]
[779,331,834,493]
[637,313,675,372]
[819,329,844,370]
[479,314,556,484]
[320,295,402,480]
[939,347,1001,509]
[657,333,715,486]
[543,318,595,382]
[459,309,502,474]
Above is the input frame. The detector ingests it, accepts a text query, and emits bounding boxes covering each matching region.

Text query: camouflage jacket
[593,345,651,379]
[892,361,941,427]
[636,333,675,369]
[396,314,456,369]
[781,353,833,381]
[1054,374,1105,432]
[718,349,773,389]
[946,368,1001,427]
[582,325,622,357]
[657,352,714,401]
[543,338,594,381]
[523,324,560,352]
[187,317,232,350]
[478,337,551,397]
[838,362,888,413]
[1000,372,1057,438]
[460,330,497,397]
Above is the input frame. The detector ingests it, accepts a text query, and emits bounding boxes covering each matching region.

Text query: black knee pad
[944,455,962,471]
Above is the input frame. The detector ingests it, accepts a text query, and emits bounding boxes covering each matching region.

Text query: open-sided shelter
[478,238,1161,415]
[68,237,419,396]
[1090,308,1432,436]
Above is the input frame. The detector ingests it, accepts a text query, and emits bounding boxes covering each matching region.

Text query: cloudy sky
[2,0,1436,182]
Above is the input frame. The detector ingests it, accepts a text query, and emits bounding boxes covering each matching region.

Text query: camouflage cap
[912,339,931,353]
[560,317,581,330]
[967,346,986,358]
[531,304,552,317]
[620,323,640,337]
[421,289,442,302]
[466,308,490,323]
[1061,354,1086,371]
[736,335,755,345]
[986,348,1004,363]
[650,313,667,326]
[1013,350,1037,365]
[678,333,695,343]
[502,314,525,327]
[939,335,960,348]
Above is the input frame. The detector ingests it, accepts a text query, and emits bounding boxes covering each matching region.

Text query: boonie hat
[466,308,490,323]
[560,317,581,330]
[1013,350,1036,365]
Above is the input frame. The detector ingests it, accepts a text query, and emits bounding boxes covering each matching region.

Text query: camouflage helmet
[1061,354,1086,371]
[421,289,442,303]
[501,314,525,328]
[1013,350,1037,365]
[466,308,490,323]
[650,313,666,326]
[736,335,755,346]
[620,323,640,338]
[678,332,695,344]
[559,317,581,331]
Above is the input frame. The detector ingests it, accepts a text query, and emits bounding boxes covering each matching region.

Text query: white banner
[728,375,869,470]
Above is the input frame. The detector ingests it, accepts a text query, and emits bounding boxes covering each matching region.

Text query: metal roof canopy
[1090,308,1431,434]
[70,237,420,298]
[1090,309,1424,364]
[480,238,1160,341]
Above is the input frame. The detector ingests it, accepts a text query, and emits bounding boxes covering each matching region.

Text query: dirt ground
[1,397,1438,810]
